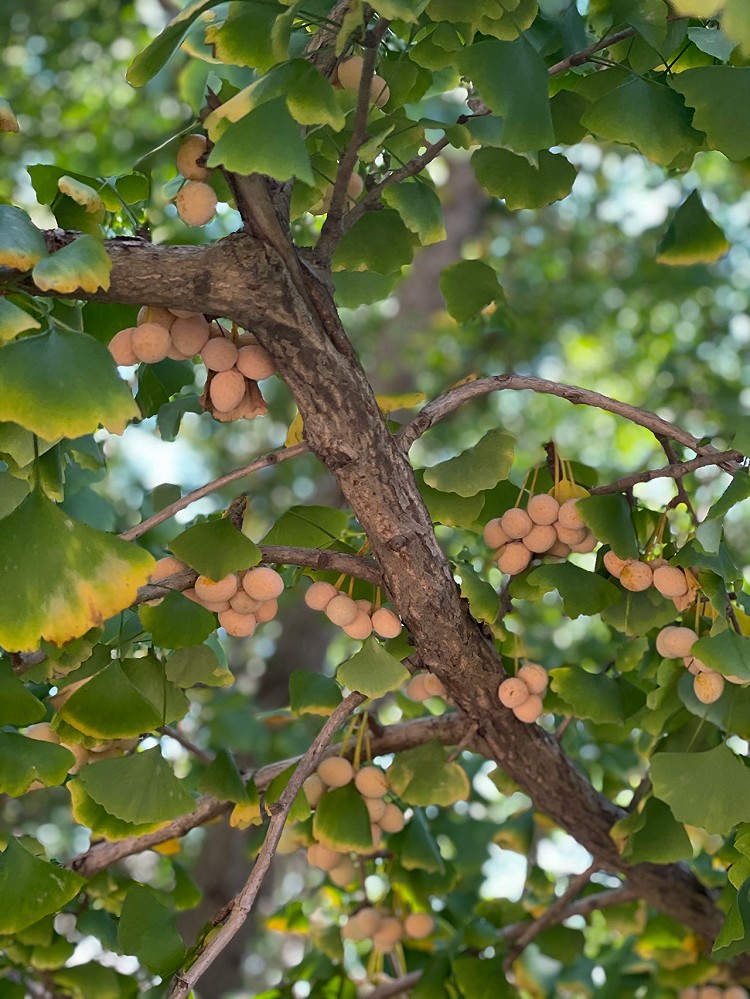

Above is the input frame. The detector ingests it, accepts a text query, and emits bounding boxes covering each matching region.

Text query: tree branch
[589,451,743,496]
[167,690,366,998]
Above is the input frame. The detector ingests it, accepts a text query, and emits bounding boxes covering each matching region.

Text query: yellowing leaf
[285,410,304,446]
[0,205,48,271]
[551,479,590,502]
[375,392,427,413]
[32,235,111,294]
[57,176,106,214]
[0,489,155,651]
[153,838,182,855]
[0,327,138,439]
[68,779,166,841]
[0,298,41,342]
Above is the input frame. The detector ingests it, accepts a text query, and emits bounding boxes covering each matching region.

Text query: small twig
[656,437,699,522]
[446,720,479,762]
[316,19,390,259]
[590,451,742,496]
[158,726,215,766]
[554,716,574,742]
[397,374,743,471]
[364,970,422,999]
[119,443,310,542]
[504,863,598,968]
[167,691,366,998]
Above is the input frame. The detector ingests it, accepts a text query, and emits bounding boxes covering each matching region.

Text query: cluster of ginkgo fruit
[108,306,275,422]
[484,492,598,576]
[603,552,698,612]
[304,581,403,641]
[342,905,436,951]
[497,662,549,724]
[656,624,747,705]
[679,985,749,999]
[150,557,283,637]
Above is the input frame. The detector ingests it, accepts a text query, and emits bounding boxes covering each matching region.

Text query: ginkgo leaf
[0,205,48,271]
[118,886,185,976]
[0,327,138,439]
[0,298,41,342]
[68,779,166,841]
[0,661,45,725]
[337,639,410,698]
[32,235,111,294]
[312,783,373,853]
[651,744,750,835]
[0,838,85,934]
[423,430,514,497]
[0,489,154,652]
[57,176,106,214]
[58,661,163,738]
[0,732,75,796]
[77,746,195,823]
[388,741,470,806]
[656,190,729,265]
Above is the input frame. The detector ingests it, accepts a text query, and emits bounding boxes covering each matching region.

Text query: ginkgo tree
[3,0,750,996]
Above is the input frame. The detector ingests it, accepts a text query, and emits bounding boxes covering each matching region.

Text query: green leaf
[417,472,485,529]
[472,148,577,210]
[58,661,163,738]
[266,763,310,823]
[370,0,429,19]
[337,639,410,698]
[197,748,248,803]
[713,886,748,955]
[612,0,669,50]
[651,744,750,835]
[312,783,373,853]
[705,473,750,521]
[550,667,624,723]
[0,839,84,934]
[32,235,111,294]
[169,517,260,579]
[576,494,639,558]
[422,430,514,498]
[51,963,137,999]
[388,808,445,873]
[614,796,693,864]
[388,741,470,806]
[0,327,138,439]
[207,97,313,184]
[122,657,188,725]
[457,38,554,153]
[0,490,154,652]
[581,76,701,168]
[205,2,287,73]
[331,209,415,275]
[439,260,506,324]
[724,0,750,55]
[0,298,41,342]
[453,956,514,999]
[165,644,234,687]
[77,747,195,823]
[126,0,227,86]
[692,630,750,682]
[0,732,75,796]
[333,271,399,309]
[382,182,445,246]
[687,25,735,60]
[118,886,185,976]
[136,358,193,417]
[139,592,217,649]
[527,563,621,619]
[656,190,729,266]
[68,779,164,840]
[0,661,45,725]
[262,505,350,547]
[289,671,342,716]
[0,205,48,271]
[457,562,498,624]
[669,67,750,161]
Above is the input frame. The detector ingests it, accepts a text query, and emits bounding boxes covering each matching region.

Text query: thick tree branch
[589,451,743,495]
[168,691,366,998]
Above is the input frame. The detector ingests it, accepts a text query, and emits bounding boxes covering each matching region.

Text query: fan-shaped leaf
[0,732,74,796]
[651,744,750,835]
[312,783,373,853]
[0,205,48,271]
[388,741,470,806]
[423,430,514,497]
[169,517,260,578]
[58,661,163,738]
[0,298,41,342]
[657,190,729,265]
[0,661,45,725]
[0,838,84,934]
[32,235,111,294]
[68,780,165,841]
[337,639,409,698]
[118,886,185,976]
[77,746,195,823]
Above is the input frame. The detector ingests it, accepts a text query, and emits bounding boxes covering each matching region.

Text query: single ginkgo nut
[527,493,560,526]
[171,315,211,357]
[218,608,256,637]
[422,673,447,698]
[371,607,402,639]
[369,75,390,107]
[405,674,431,702]
[210,369,247,412]
[557,498,585,530]
[236,344,276,381]
[373,916,403,950]
[343,610,374,640]
[403,912,435,939]
[317,756,354,788]
[656,625,698,659]
[378,802,405,833]
[336,55,364,90]
[230,590,261,614]
[497,542,532,575]
[498,677,530,708]
[176,180,217,226]
[131,322,171,363]
[569,532,597,554]
[201,337,239,372]
[302,773,325,807]
[325,594,359,627]
[555,524,587,546]
[150,556,187,582]
[513,693,544,723]
[652,565,689,598]
[176,133,211,181]
[305,580,337,611]
[137,305,174,330]
[108,326,138,365]
[501,507,533,539]
[365,797,387,822]
[254,599,278,624]
[329,857,357,887]
[603,550,627,578]
[355,766,389,799]
[547,539,571,558]
[483,518,509,549]
[307,843,343,871]
[351,907,382,937]
[619,560,653,592]
[523,524,557,554]
[694,671,725,704]
[347,172,364,200]
[195,574,239,603]
[242,566,284,601]
[518,663,548,695]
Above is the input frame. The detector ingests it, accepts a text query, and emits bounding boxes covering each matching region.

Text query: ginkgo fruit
[176,180,218,226]
[195,573,239,603]
[218,608,256,637]
[518,663,548,695]
[242,566,284,601]
[202,337,239,372]
[108,326,138,366]
[303,774,325,807]
[329,857,356,887]
[255,599,278,624]
[370,606,402,639]
[343,610,373,640]
[527,493,559,526]
[176,133,211,181]
[210,369,246,412]
[403,912,435,939]
[355,766,389,798]
[317,756,354,788]
[693,671,724,704]
[498,677,529,708]
[652,565,689,598]
[619,560,653,592]
[372,916,403,950]
[307,843,343,871]
[171,314,211,357]
[513,694,544,723]
[497,542,532,575]
[365,797,387,822]
[369,75,390,107]
[501,507,533,539]
[304,581,338,610]
[378,802,405,833]
[656,625,698,659]
[131,322,171,363]
[603,550,627,577]
[483,518,509,548]
[137,305,174,330]
[557,498,585,530]
[336,55,364,90]
[236,344,276,381]
[523,524,557,553]
[325,594,359,627]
